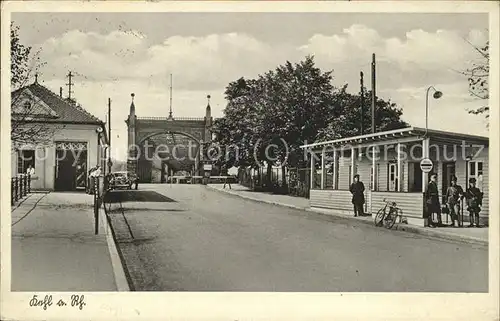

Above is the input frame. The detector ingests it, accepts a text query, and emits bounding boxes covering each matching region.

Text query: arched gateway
[125,93,213,183]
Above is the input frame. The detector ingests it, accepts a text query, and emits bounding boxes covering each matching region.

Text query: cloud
[34,25,489,160]
[38,31,294,90]
[301,24,485,70]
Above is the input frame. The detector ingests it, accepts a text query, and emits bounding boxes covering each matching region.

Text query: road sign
[420,158,433,173]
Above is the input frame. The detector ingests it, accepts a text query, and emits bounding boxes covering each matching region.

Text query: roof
[300,126,489,149]
[11,81,103,125]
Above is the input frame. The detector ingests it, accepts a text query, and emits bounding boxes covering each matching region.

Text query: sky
[12,12,489,161]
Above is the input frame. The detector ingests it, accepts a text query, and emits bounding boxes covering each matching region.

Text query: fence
[11,174,31,206]
[237,166,312,197]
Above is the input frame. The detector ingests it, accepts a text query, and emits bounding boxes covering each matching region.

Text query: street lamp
[425,86,443,136]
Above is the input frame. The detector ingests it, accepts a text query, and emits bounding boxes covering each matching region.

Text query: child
[465,178,483,228]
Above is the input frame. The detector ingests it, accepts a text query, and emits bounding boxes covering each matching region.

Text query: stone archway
[134,130,203,183]
[125,92,213,183]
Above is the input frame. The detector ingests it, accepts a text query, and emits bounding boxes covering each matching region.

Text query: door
[388,163,397,191]
[55,150,76,191]
[442,162,456,203]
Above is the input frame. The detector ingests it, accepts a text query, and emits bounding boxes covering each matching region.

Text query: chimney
[59,87,63,98]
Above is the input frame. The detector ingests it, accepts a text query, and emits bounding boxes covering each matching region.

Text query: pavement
[11,192,128,291]
[108,184,488,292]
[207,184,488,246]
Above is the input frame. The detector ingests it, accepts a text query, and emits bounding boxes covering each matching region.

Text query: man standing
[425,173,442,227]
[349,174,365,217]
[26,164,35,176]
[446,176,464,227]
[86,165,96,194]
[465,178,483,228]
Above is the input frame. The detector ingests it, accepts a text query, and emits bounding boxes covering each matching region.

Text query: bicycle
[374,198,402,229]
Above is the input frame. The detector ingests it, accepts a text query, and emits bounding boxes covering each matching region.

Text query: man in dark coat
[349,174,365,217]
[465,178,483,228]
[446,175,464,227]
[425,173,442,227]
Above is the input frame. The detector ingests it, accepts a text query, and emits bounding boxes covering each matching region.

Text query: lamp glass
[433,91,443,99]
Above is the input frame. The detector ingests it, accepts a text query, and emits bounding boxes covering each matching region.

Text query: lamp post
[425,86,443,136]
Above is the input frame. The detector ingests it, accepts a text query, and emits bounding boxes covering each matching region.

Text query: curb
[101,207,131,291]
[394,224,488,246]
[206,185,307,211]
[207,185,488,246]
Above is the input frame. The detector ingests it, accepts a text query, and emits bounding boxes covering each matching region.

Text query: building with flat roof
[301,127,489,226]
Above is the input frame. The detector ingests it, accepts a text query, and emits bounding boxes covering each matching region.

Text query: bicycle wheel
[374,207,386,227]
[384,208,398,229]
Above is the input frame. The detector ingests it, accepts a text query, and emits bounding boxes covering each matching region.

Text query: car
[108,171,138,190]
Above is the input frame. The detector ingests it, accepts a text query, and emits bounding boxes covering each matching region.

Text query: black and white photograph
[1,1,499,320]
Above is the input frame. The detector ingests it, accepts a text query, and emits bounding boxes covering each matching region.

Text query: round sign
[420,158,433,173]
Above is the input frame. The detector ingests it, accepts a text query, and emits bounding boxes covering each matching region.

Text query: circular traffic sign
[420,158,433,173]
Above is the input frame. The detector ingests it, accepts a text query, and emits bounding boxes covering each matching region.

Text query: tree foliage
[463,38,489,122]
[213,55,408,186]
[11,22,32,90]
[11,22,58,151]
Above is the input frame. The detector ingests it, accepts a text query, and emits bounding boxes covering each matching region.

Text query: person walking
[446,175,464,227]
[465,178,483,228]
[425,173,442,228]
[349,174,365,217]
[223,176,232,189]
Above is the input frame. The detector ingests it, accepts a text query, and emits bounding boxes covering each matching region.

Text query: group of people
[425,173,483,228]
[349,173,484,228]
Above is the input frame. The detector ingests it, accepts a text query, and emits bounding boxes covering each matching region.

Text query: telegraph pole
[66,71,74,100]
[169,73,173,118]
[360,71,364,136]
[108,98,112,174]
[371,54,376,133]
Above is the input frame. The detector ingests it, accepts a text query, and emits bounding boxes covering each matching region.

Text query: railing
[137,116,206,122]
[11,174,31,206]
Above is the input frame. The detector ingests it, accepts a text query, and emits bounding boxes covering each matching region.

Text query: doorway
[441,162,456,203]
[54,142,88,191]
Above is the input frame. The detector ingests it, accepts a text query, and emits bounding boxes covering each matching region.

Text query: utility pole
[360,71,364,136]
[371,54,376,133]
[108,98,112,174]
[169,73,173,118]
[66,71,74,100]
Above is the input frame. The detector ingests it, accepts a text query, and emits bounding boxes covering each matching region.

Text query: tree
[317,90,408,141]
[213,56,409,191]
[463,38,489,122]
[11,22,58,151]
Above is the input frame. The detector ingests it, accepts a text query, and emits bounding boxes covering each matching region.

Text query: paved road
[108,185,488,292]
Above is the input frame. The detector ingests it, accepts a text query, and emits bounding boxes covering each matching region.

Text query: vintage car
[108,171,138,190]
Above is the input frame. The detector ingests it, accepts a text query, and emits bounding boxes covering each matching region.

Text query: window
[17,150,35,174]
[468,160,484,191]
[388,162,398,191]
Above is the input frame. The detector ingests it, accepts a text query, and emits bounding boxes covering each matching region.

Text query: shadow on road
[104,190,176,203]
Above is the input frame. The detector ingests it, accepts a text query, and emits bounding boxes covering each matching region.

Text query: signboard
[203,164,213,171]
[420,158,433,173]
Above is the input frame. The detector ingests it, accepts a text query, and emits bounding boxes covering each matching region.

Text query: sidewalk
[207,184,488,246]
[11,192,127,291]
